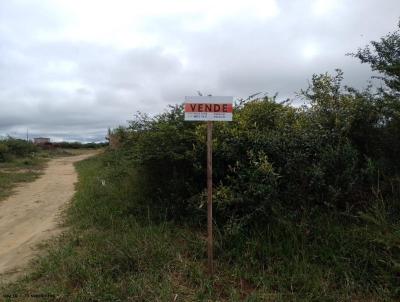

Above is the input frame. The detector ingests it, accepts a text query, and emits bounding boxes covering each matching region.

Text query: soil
[0,152,96,283]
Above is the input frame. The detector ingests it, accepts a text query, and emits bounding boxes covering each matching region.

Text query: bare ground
[0,152,96,283]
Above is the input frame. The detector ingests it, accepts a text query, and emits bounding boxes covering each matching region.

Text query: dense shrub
[110,69,399,224]
[0,143,9,162]
[0,137,38,162]
[98,23,400,297]
[102,85,400,296]
[55,141,108,149]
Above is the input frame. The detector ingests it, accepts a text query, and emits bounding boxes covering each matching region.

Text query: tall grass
[2,153,398,301]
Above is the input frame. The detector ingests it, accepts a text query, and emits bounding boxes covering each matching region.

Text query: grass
[1,153,399,301]
[0,156,47,201]
[0,148,97,201]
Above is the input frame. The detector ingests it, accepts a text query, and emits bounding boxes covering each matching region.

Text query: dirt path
[0,153,96,283]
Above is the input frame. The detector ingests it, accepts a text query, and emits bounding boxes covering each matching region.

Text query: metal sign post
[184,96,233,276]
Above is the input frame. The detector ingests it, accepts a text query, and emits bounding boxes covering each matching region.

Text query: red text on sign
[184,103,233,113]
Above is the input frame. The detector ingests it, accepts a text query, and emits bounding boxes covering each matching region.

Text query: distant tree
[349,20,400,97]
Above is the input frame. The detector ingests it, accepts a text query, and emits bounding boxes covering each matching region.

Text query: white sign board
[184,96,233,121]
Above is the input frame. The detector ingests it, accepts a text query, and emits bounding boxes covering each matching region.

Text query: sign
[184,96,233,121]
[184,95,233,277]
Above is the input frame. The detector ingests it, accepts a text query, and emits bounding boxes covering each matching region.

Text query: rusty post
[207,121,213,276]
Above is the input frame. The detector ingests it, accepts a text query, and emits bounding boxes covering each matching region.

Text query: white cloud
[301,42,320,60]
[312,0,342,16]
[39,0,280,48]
[0,0,399,140]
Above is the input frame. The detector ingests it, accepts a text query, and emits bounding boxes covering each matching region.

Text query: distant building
[33,137,50,145]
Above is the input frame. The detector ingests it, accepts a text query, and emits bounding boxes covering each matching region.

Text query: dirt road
[0,153,95,282]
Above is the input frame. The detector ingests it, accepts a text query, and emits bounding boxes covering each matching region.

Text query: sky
[0,0,399,142]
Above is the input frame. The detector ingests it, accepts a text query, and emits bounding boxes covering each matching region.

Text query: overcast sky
[0,0,399,141]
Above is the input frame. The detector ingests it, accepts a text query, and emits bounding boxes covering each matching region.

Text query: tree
[350,20,400,97]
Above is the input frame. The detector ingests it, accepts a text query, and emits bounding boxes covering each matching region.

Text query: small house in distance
[33,137,50,145]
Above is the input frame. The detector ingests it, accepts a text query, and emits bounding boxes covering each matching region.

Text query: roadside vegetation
[0,137,105,201]
[1,21,400,301]
[0,138,46,200]
[55,141,108,149]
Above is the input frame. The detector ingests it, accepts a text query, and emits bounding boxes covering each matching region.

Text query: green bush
[101,70,399,297]
[0,137,38,162]
[115,83,399,227]
[56,141,107,149]
[0,142,10,162]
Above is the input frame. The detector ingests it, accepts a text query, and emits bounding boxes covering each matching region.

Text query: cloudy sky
[0,0,399,141]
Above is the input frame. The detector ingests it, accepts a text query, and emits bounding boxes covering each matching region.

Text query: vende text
[184,103,233,113]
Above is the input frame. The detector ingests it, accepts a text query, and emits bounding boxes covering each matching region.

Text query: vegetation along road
[0,153,96,283]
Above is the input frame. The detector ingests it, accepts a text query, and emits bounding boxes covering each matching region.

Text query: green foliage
[350,20,400,97]
[0,137,38,162]
[55,141,107,149]
[0,154,47,201]
[349,21,400,174]
[116,82,399,225]
[119,106,205,221]
[0,143,9,162]
[94,66,400,298]
[3,151,398,301]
